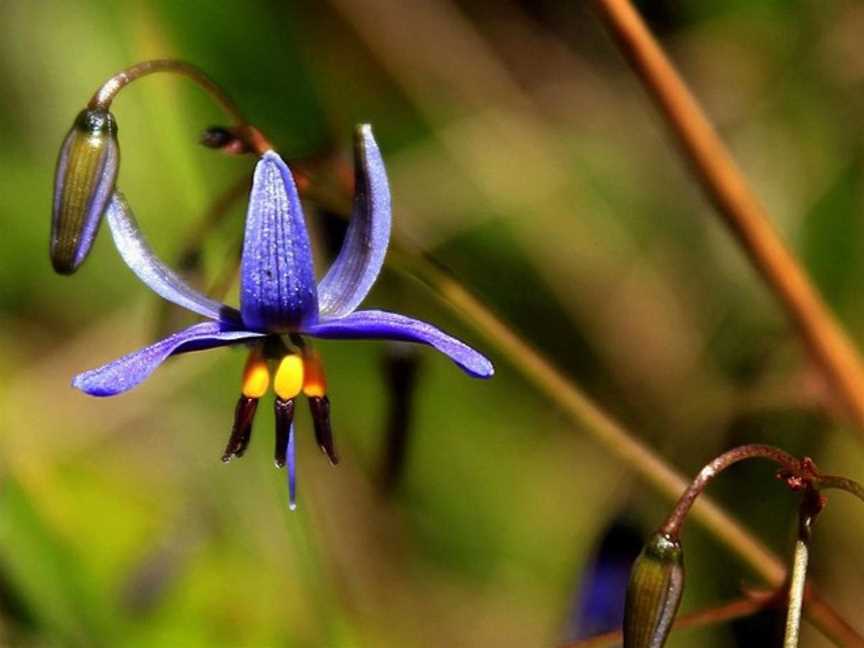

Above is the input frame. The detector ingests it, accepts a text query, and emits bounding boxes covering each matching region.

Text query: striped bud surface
[51,108,119,274]
[623,532,684,648]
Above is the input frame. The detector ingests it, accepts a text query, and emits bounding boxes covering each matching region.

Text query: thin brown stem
[805,595,864,647]
[593,0,864,436]
[660,445,799,538]
[816,475,864,504]
[563,592,776,648]
[88,59,273,155]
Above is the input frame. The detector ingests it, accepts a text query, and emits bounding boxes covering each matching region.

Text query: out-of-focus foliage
[0,1,862,646]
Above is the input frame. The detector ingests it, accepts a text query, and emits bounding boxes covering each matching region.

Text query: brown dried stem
[593,0,864,435]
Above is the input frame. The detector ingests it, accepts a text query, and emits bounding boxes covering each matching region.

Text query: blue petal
[304,310,494,378]
[317,125,391,318]
[106,192,241,324]
[72,321,263,397]
[240,151,319,332]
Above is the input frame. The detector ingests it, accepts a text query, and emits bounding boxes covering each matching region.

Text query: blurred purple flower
[72,125,493,508]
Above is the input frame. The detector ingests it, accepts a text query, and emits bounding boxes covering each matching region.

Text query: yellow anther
[241,352,270,398]
[274,353,304,400]
[302,347,327,397]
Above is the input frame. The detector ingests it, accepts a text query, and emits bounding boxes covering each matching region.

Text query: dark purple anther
[222,396,258,462]
[274,398,295,468]
[308,396,338,465]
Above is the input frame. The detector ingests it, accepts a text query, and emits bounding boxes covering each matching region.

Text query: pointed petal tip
[71,373,94,395]
[260,149,283,164]
[71,372,124,397]
[288,500,297,512]
[471,359,495,379]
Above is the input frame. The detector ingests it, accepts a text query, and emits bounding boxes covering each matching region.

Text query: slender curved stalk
[88,60,272,155]
[593,0,864,437]
[660,444,799,538]
[89,60,242,119]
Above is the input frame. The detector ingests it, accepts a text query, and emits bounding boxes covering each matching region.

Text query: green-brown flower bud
[51,108,119,274]
[623,532,684,648]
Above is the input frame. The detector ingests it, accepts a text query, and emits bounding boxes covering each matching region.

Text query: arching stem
[660,445,800,539]
[87,59,273,155]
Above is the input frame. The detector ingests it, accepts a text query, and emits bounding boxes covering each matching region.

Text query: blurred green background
[1,0,863,646]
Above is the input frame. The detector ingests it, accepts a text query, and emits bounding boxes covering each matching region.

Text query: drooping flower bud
[623,532,684,648]
[51,108,119,274]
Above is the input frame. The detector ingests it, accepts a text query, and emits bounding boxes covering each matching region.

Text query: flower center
[221,339,338,507]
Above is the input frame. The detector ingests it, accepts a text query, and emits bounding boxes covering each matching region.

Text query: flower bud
[623,532,684,648]
[51,108,119,274]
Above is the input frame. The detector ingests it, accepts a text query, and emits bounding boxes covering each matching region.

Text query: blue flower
[72,125,493,508]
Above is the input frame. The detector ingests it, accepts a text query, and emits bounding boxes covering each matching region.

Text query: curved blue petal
[106,192,241,324]
[304,310,494,378]
[73,321,263,397]
[240,151,318,332]
[317,125,391,318]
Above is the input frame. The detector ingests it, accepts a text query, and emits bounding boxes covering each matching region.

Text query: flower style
[72,125,494,507]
